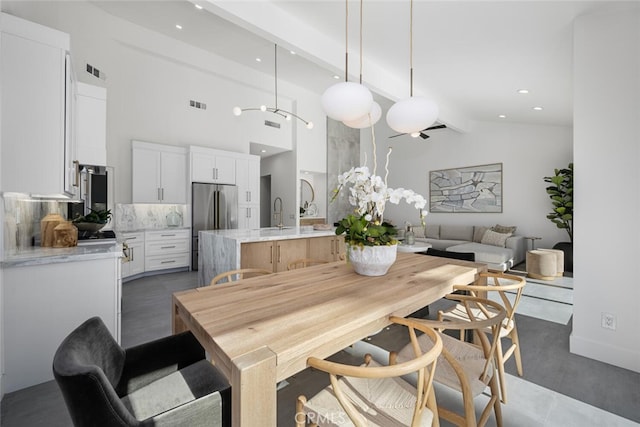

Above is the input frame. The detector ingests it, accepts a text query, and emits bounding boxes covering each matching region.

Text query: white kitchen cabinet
[75,82,107,166]
[132,141,187,204]
[236,156,260,205]
[190,147,236,185]
[236,155,260,229]
[2,255,121,393]
[144,229,190,272]
[120,231,145,280]
[238,206,260,230]
[0,13,76,197]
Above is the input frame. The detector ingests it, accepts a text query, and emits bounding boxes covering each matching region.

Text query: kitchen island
[1,243,122,392]
[198,226,344,286]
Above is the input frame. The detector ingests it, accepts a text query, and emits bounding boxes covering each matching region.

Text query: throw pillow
[473,226,489,243]
[492,224,517,234]
[481,229,512,247]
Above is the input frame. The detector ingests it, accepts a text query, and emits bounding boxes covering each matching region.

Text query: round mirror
[300,179,315,213]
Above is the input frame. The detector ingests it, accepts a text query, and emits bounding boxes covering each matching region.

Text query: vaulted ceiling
[92,0,636,130]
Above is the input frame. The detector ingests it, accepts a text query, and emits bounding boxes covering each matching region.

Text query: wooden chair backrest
[209,268,272,285]
[306,316,442,427]
[453,271,526,325]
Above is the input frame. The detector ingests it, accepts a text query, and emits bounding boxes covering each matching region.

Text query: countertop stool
[526,250,557,280]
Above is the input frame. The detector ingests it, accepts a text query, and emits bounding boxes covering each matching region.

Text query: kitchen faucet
[273,197,284,229]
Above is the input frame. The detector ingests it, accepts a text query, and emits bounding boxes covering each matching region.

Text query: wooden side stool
[526,250,557,280]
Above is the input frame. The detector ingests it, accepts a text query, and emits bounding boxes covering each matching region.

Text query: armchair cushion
[122,359,227,422]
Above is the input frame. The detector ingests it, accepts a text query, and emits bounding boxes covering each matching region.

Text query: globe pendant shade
[386,96,439,134]
[342,101,382,129]
[321,82,373,122]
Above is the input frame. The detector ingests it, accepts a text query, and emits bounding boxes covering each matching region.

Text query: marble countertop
[1,243,123,268]
[200,226,337,243]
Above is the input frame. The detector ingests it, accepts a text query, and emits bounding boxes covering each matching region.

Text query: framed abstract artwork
[429,163,503,213]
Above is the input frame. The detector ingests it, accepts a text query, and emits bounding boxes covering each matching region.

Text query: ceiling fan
[389,124,447,139]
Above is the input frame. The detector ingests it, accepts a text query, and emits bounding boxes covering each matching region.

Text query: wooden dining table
[172,252,487,427]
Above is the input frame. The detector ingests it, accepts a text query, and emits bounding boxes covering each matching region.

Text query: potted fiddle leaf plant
[543,162,573,272]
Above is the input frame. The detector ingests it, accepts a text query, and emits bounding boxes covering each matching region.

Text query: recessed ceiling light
[290,50,296,55]
[532,106,544,111]
[333,75,340,80]
[194,4,203,10]
[498,114,507,119]
[260,149,267,153]
[255,57,262,63]
[175,24,182,30]
[517,89,529,94]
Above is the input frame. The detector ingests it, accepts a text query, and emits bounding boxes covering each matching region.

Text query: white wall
[361,120,573,248]
[1,1,327,206]
[570,8,640,372]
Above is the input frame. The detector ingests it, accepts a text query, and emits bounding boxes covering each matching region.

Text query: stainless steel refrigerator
[191,183,238,270]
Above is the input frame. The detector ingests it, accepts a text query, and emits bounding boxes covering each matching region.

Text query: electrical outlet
[601,313,616,330]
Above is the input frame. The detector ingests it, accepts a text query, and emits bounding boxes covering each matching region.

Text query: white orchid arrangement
[333,130,427,246]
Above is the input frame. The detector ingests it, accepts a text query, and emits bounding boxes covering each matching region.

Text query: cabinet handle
[212,168,215,180]
[73,160,80,187]
[270,245,273,264]
[161,188,164,200]
[161,245,176,249]
[247,209,251,218]
[331,240,334,255]
[130,247,134,262]
[161,260,176,264]
[161,234,176,237]
[247,191,251,202]
[157,188,162,201]
[278,246,281,263]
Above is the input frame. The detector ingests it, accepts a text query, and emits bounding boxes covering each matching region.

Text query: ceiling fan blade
[424,124,447,131]
[420,133,430,139]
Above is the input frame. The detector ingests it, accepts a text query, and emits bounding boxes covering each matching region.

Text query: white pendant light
[343,101,382,129]
[386,0,438,136]
[342,0,380,129]
[321,0,373,122]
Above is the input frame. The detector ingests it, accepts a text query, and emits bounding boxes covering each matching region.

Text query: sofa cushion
[423,239,470,251]
[447,242,514,265]
[425,225,440,239]
[481,229,512,247]
[473,226,489,243]
[439,225,474,241]
[492,224,517,234]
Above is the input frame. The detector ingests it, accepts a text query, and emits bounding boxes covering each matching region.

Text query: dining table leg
[231,346,278,427]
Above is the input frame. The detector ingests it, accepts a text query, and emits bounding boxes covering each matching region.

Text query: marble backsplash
[114,204,189,231]
[2,194,189,251]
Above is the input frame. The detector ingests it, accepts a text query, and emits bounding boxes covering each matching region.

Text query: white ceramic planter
[347,244,398,276]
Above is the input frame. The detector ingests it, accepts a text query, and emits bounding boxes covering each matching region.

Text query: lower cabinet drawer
[145,239,190,256]
[145,253,190,271]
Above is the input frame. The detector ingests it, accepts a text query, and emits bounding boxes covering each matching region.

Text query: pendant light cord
[410,0,414,97]
[359,0,363,84]
[344,0,349,82]
[274,44,278,110]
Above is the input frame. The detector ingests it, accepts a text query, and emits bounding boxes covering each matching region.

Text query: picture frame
[429,163,503,213]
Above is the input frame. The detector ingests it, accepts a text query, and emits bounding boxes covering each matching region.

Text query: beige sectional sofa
[414,224,526,272]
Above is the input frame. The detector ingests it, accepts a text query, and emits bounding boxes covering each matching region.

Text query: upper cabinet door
[75,82,107,166]
[0,13,72,196]
[132,147,161,203]
[190,149,236,185]
[236,156,260,205]
[132,141,187,204]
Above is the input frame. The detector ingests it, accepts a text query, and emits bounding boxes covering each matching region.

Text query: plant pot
[552,241,573,272]
[347,244,398,276]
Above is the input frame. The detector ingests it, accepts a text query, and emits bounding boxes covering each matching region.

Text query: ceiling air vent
[264,120,280,129]
[189,100,207,110]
